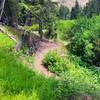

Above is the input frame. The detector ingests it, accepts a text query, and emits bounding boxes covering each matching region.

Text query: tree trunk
[48,25,53,38]
[48,28,52,38]
[39,19,43,39]
[16,34,28,52]
[0,0,6,20]
[16,40,22,51]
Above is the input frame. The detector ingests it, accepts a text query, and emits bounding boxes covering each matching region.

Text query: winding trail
[34,39,61,78]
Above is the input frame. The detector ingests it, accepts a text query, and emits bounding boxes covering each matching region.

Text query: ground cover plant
[43,51,100,99]
[0,32,57,100]
[0,0,100,99]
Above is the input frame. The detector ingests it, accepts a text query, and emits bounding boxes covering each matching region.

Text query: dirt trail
[34,39,61,78]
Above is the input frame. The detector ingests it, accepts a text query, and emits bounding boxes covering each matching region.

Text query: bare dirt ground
[34,39,61,78]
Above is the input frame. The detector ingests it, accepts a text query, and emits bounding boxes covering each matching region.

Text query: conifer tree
[70,0,81,19]
[59,5,69,19]
[83,0,100,17]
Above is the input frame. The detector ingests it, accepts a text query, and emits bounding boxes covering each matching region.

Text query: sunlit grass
[0,32,57,100]
[0,32,15,48]
[43,51,100,99]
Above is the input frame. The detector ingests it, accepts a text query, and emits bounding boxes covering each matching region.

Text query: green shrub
[43,51,100,99]
[55,20,75,40]
[43,51,60,68]
[55,64,100,100]
[69,16,100,66]
[43,51,67,74]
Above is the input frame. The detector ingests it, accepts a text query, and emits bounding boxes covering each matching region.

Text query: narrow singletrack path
[34,39,61,78]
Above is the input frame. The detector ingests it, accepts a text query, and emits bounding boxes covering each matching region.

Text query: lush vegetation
[43,15,100,99]
[0,32,57,100]
[69,16,100,67]
[0,0,100,99]
[43,51,68,74]
[55,20,75,40]
[43,51,100,99]
[43,11,100,100]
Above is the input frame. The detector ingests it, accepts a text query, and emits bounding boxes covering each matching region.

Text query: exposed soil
[34,39,61,78]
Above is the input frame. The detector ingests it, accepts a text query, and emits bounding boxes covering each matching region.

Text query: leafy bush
[43,51,60,68]
[43,51,67,74]
[69,16,100,66]
[43,51,100,99]
[55,20,75,40]
[55,61,100,100]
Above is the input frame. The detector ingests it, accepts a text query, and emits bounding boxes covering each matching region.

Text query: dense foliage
[83,0,100,17]
[0,0,100,99]
[0,32,57,100]
[70,0,100,19]
[55,20,75,40]
[59,5,69,20]
[70,0,82,19]
[43,51,100,99]
[69,16,100,66]
[43,51,67,74]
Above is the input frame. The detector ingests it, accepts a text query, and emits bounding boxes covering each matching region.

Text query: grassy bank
[0,32,57,100]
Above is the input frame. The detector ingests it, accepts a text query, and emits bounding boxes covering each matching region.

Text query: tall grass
[0,32,15,48]
[0,32,57,100]
[43,51,100,99]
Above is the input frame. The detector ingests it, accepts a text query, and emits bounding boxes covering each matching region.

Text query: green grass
[0,32,57,100]
[0,32,15,48]
[24,24,39,32]
[1,19,100,99]
[0,90,39,100]
[43,51,100,99]
[56,20,75,40]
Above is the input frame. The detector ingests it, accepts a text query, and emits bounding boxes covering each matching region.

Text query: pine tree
[0,0,6,20]
[83,0,100,17]
[2,0,19,25]
[44,0,57,38]
[70,0,81,19]
[59,5,69,19]
[31,0,57,38]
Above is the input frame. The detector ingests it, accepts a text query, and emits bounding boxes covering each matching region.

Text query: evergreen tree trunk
[48,27,52,38]
[0,0,6,20]
[39,19,43,39]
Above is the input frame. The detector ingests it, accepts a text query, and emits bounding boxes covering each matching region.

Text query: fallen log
[0,26,17,43]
